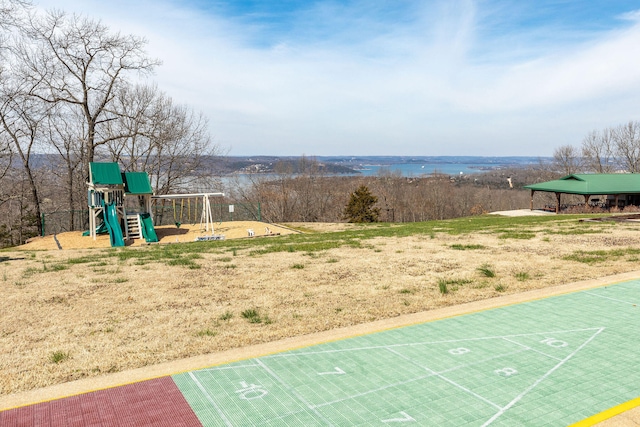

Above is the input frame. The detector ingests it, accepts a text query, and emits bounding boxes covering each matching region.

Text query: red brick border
[0,377,202,427]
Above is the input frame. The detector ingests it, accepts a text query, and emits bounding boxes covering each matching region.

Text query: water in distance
[337,156,544,176]
[357,163,495,176]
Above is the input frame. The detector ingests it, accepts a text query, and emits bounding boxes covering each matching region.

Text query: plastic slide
[82,220,108,237]
[139,213,158,243]
[102,200,125,247]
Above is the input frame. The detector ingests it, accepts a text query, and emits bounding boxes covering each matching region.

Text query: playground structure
[87,162,224,247]
[87,162,158,246]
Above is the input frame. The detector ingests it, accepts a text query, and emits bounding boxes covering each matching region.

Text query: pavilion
[523,173,640,213]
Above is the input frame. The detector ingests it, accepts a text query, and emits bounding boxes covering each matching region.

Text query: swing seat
[173,199,185,229]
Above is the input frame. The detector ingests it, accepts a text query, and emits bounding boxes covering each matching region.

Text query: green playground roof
[524,173,640,195]
[123,172,153,195]
[90,162,123,186]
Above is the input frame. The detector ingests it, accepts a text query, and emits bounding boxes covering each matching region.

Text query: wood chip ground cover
[1,216,640,395]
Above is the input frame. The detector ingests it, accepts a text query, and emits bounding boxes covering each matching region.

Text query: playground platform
[1,272,640,426]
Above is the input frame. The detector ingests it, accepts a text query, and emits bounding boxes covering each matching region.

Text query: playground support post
[200,195,214,232]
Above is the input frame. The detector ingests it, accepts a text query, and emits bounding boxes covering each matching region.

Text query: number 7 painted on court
[317,367,346,375]
[381,411,416,423]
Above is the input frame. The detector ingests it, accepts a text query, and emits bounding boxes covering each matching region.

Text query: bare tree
[613,121,640,173]
[0,74,50,235]
[424,176,453,220]
[103,83,157,169]
[0,129,12,201]
[19,10,160,175]
[0,0,30,197]
[154,108,213,192]
[289,156,334,222]
[582,128,616,173]
[261,161,297,222]
[46,105,86,228]
[553,144,582,176]
[103,84,221,195]
[373,169,404,222]
[0,0,30,30]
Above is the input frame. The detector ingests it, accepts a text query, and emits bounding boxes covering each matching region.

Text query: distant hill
[213,155,547,175]
[209,156,359,175]
[21,154,548,176]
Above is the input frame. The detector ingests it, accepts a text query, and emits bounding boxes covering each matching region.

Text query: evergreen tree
[343,185,380,223]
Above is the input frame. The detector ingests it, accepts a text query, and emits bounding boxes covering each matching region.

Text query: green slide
[102,200,125,247]
[139,213,158,243]
[82,219,108,236]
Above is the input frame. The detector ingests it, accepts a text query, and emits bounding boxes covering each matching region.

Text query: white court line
[584,291,639,306]
[258,406,328,425]
[255,359,335,426]
[501,337,562,362]
[188,372,234,427]
[198,363,261,373]
[399,347,530,377]
[382,411,415,423]
[311,373,439,409]
[480,327,606,427]
[263,327,605,359]
[188,325,602,425]
[311,348,528,410]
[189,369,314,426]
[386,348,502,410]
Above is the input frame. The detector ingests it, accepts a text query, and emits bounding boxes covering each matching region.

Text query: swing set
[152,193,224,234]
[172,198,199,228]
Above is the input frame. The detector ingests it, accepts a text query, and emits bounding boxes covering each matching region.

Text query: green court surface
[173,280,640,426]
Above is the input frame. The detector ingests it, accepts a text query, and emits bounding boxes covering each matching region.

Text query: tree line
[229,159,537,224]
[553,120,640,175]
[0,1,221,245]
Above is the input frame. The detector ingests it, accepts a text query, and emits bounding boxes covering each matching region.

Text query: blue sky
[35,0,640,157]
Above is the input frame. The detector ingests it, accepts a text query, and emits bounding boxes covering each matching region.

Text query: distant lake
[221,163,505,192]
[220,157,540,191]
[356,163,501,176]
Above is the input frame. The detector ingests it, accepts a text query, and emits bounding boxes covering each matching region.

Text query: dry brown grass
[2,217,640,396]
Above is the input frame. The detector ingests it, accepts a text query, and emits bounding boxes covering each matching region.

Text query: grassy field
[2,213,640,396]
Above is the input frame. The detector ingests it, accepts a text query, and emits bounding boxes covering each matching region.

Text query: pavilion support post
[530,190,535,210]
[584,195,590,207]
[555,192,561,214]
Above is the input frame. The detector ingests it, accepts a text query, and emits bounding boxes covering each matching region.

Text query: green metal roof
[524,174,640,195]
[89,162,123,186]
[123,172,153,195]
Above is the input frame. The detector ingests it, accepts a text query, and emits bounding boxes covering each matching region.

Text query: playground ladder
[126,214,141,239]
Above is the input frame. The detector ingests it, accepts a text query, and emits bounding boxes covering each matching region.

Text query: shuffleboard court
[2,278,639,426]
[173,279,640,426]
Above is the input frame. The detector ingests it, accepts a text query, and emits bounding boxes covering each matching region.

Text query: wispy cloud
[32,0,640,155]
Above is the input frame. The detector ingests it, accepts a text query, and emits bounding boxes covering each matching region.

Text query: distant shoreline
[222,155,547,177]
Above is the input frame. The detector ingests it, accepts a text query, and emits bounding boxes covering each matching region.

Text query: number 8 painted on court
[494,367,518,377]
[448,347,470,355]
